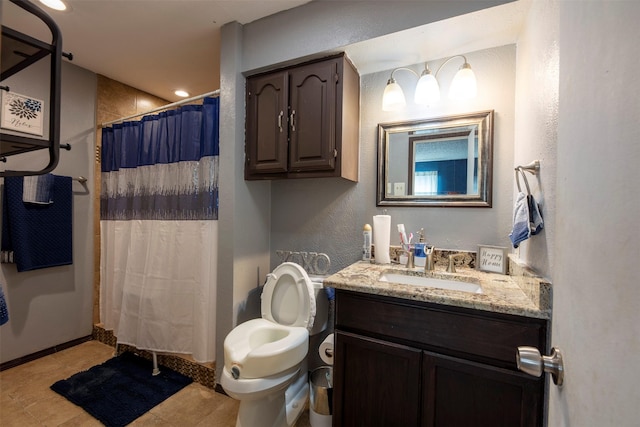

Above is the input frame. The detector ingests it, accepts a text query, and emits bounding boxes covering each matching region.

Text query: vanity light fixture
[381,55,477,111]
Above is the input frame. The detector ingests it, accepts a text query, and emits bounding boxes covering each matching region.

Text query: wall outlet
[394,182,405,196]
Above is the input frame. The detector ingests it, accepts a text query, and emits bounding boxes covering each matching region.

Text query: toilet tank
[309,277,329,336]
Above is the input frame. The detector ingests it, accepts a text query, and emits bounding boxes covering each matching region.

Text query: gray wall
[0,59,96,363]
[514,0,558,278]
[242,0,511,73]
[217,0,515,377]
[271,44,516,274]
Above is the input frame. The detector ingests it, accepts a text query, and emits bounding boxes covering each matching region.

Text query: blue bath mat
[51,351,192,427]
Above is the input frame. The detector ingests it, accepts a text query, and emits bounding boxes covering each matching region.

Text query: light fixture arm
[433,54,470,79]
[388,67,420,83]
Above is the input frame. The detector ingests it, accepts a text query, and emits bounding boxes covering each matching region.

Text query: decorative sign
[477,245,508,274]
[1,91,44,136]
[276,250,331,275]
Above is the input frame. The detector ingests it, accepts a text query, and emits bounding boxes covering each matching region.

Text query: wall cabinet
[333,290,548,427]
[244,53,359,181]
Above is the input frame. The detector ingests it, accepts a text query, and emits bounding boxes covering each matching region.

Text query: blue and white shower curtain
[100,97,219,363]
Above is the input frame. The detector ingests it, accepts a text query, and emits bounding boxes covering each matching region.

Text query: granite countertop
[324,257,552,320]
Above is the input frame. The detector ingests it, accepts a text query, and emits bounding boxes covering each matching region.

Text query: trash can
[309,366,333,427]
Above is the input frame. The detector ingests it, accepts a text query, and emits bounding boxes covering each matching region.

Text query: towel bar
[515,160,540,174]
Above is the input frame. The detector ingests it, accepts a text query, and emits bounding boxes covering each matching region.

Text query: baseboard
[0,335,93,372]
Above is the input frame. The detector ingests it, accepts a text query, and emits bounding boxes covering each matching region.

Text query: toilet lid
[262,262,316,331]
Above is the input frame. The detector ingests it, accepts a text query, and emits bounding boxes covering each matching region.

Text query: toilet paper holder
[319,333,334,365]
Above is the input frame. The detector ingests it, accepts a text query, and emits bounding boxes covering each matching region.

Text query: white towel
[22,174,54,205]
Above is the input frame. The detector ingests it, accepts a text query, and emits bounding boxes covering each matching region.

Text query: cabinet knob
[516,346,564,386]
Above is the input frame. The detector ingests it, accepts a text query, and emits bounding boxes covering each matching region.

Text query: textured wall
[551,1,640,425]
[217,0,515,381]
[271,44,517,274]
[514,0,559,279]
[0,60,97,363]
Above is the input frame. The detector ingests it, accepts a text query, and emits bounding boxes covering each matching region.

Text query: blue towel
[528,194,544,235]
[509,192,530,248]
[0,284,8,326]
[23,174,54,204]
[2,175,73,272]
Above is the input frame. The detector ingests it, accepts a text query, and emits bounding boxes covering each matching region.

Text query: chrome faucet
[424,245,435,271]
[447,253,466,273]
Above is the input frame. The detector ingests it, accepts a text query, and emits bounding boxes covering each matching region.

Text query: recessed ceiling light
[174,90,190,98]
[39,0,68,11]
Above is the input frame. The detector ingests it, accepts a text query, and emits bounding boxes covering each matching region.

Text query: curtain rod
[100,89,220,128]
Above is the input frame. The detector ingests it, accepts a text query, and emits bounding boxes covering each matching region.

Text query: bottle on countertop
[362,224,372,261]
[414,228,427,267]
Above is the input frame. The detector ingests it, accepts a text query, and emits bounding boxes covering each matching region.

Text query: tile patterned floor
[0,341,311,426]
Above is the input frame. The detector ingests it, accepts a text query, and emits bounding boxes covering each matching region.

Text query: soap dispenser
[414,228,427,268]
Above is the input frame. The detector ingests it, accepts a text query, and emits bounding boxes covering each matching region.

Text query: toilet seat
[262,262,316,331]
[221,262,327,427]
[223,318,309,378]
[222,262,318,380]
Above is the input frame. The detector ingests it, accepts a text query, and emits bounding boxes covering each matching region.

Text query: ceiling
[343,1,529,75]
[2,0,311,102]
[2,0,527,104]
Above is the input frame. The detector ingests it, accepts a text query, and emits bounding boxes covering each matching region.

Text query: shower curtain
[100,97,219,363]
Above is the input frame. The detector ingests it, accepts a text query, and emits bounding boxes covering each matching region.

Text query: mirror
[377,110,494,207]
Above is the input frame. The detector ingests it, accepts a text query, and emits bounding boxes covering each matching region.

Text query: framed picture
[477,245,508,274]
[1,91,44,136]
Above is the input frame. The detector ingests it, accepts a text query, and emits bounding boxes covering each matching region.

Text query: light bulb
[39,0,67,11]
[382,79,406,111]
[414,72,440,105]
[449,63,477,100]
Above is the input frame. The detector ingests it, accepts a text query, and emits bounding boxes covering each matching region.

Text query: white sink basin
[379,272,483,294]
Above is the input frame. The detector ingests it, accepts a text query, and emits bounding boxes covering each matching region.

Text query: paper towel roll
[319,333,334,365]
[373,215,391,264]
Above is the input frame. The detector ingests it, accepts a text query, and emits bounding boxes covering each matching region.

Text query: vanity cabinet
[244,53,359,181]
[333,290,547,427]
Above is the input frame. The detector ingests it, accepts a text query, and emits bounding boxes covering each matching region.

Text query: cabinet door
[288,59,338,172]
[422,351,544,427]
[333,331,422,427]
[245,71,289,176]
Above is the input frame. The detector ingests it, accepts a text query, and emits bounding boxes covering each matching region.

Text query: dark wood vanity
[327,261,551,427]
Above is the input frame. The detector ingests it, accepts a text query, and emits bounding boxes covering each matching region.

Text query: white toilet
[221,262,329,427]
